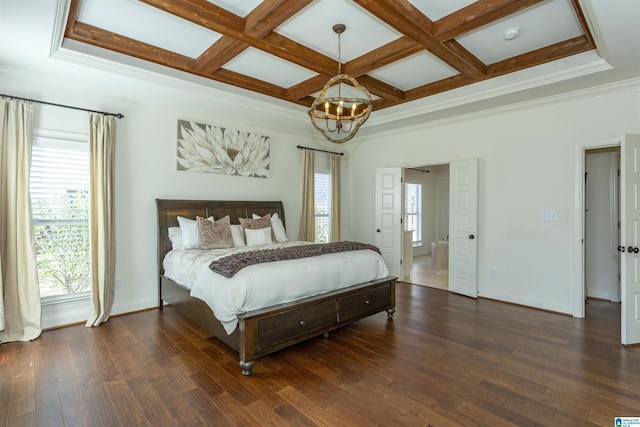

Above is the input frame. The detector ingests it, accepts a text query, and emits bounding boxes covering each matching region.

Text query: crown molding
[361,76,640,140]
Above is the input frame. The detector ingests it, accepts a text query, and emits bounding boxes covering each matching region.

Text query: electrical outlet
[490,268,497,278]
[115,277,121,289]
[540,210,558,221]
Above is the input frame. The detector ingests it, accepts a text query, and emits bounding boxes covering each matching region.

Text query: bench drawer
[338,284,392,323]
[257,300,336,351]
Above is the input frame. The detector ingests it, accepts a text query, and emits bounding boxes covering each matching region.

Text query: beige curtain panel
[86,113,116,327]
[298,149,315,242]
[330,153,341,242]
[0,99,42,343]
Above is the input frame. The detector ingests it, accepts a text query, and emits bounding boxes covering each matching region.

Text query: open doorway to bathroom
[404,164,450,290]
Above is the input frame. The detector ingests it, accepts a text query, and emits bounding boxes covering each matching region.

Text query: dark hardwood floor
[1,282,639,426]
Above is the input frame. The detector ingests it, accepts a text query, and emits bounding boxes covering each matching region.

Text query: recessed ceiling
[62,0,598,114]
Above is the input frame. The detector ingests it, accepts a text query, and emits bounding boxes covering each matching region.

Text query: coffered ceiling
[63,0,598,114]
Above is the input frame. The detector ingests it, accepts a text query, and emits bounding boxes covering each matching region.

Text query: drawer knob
[299,320,306,327]
[364,299,371,305]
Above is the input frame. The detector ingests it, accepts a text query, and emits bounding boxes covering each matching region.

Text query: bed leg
[239,360,255,376]
[386,308,395,319]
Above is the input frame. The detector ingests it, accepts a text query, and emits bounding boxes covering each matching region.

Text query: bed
[156,199,396,375]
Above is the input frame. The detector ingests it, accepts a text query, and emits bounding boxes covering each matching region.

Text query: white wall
[2,69,321,328]
[343,80,640,316]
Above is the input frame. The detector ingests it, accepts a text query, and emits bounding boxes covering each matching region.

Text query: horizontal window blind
[30,139,90,298]
[314,172,330,243]
[404,182,422,246]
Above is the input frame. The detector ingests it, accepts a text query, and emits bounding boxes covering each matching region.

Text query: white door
[621,134,640,345]
[375,167,403,278]
[449,158,478,297]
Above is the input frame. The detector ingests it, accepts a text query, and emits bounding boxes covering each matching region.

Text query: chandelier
[308,24,373,144]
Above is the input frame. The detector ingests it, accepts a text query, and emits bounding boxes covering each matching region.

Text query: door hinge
[400,259,403,264]
[618,274,621,282]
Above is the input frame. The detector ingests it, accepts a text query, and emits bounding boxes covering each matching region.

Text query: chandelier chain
[337,31,342,74]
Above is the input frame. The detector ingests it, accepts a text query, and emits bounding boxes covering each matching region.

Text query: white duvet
[163,241,389,334]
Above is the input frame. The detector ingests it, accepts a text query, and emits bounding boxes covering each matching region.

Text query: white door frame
[397,155,462,290]
[574,137,621,318]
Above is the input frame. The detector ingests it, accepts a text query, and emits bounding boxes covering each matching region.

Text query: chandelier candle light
[308,24,373,144]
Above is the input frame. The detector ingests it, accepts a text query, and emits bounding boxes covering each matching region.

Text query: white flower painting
[177,120,270,178]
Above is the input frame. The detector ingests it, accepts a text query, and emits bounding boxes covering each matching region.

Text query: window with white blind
[30,136,90,299]
[404,182,422,247]
[314,172,330,243]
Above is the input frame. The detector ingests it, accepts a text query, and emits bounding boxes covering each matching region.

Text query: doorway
[404,164,450,290]
[584,147,620,303]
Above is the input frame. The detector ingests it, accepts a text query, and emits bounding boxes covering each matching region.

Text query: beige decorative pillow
[198,215,234,249]
[245,227,273,246]
[240,214,276,241]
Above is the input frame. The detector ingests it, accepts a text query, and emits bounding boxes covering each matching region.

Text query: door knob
[376,229,381,233]
[469,234,475,240]
[635,247,639,254]
[618,246,623,252]
[629,246,634,253]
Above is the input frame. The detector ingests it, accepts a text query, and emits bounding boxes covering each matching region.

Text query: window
[404,182,422,246]
[30,136,90,299]
[314,172,330,243]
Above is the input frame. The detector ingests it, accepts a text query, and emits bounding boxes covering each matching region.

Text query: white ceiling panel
[207,0,263,17]
[369,52,458,91]
[407,0,477,21]
[456,0,583,65]
[77,0,222,58]
[275,0,401,62]
[223,48,317,88]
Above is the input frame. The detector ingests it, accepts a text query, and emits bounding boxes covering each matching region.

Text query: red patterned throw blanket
[209,241,381,278]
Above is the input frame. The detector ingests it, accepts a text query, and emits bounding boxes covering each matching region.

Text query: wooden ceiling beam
[244,0,312,38]
[139,0,244,36]
[212,69,289,99]
[197,37,249,75]
[257,32,337,75]
[67,22,196,71]
[353,0,486,79]
[356,75,404,102]
[142,0,335,76]
[286,75,328,102]
[344,37,424,77]
[434,0,545,41]
[487,36,594,77]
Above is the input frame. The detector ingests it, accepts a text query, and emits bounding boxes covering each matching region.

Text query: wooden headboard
[156,199,286,277]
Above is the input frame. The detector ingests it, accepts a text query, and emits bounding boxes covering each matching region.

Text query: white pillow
[252,213,287,242]
[168,227,183,250]
[177,216,213,249]
[245,227,273,246]
[230,224,246,247]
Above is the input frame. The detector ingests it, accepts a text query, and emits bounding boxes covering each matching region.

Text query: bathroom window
[404,182,422,247]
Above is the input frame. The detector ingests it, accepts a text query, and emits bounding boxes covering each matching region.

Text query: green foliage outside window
[33,190,90,297]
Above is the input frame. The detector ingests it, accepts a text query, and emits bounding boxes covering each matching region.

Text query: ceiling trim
[360,76,640,140]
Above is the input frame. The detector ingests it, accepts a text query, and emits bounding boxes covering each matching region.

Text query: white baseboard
[478,290,573,316]
[42,296,157,329]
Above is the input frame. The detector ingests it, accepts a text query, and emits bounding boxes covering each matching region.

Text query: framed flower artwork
[176,120,270,178]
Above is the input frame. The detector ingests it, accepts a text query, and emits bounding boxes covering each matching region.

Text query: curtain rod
[296,145,343,156]
[0,93,124,119]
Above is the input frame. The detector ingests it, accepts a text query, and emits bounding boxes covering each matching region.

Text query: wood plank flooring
[1,283,639,426]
